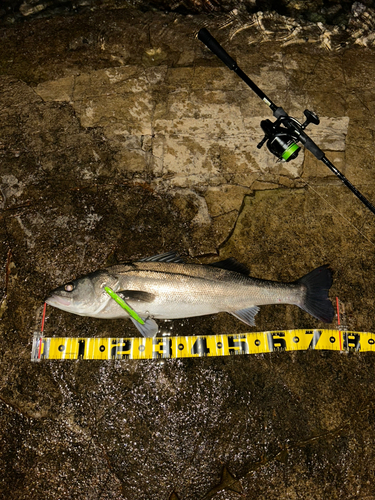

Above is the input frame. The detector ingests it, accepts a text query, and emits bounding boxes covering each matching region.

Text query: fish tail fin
[296,265,334,323]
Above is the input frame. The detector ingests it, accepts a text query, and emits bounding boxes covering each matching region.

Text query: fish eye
[65,283,74,292]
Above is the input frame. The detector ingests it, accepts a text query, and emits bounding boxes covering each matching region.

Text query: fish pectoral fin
[130,317,159,338]
[117,290,155,303]
[231,306,260,327]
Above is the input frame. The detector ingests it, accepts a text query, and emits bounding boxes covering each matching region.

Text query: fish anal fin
[231,306,260,327]
[210,258,249,275]
[118,290,155,303]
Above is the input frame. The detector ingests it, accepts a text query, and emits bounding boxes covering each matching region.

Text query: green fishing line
[104,286,145,325]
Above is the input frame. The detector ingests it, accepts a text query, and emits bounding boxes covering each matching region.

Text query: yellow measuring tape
[31,329,375,361]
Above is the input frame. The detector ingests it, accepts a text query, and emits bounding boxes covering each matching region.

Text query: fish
[45,251,334,338]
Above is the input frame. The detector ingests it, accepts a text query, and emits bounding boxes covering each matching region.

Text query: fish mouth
[46,294,72,307]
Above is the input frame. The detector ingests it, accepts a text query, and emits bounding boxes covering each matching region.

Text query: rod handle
[300,133,325,160]
[198,28,237,70]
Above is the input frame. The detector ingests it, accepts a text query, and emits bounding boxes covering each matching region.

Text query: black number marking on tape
[153,338,172,359]
[344,333,361,351]
[305,330,322,349]
[228,335,249,355]
[111,340,132,359]
[191,338,210,356]
[267,333,286,352]
[78,340,85,359]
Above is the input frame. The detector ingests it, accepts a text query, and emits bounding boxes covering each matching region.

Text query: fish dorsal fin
[118,290,155,303]
[210,258,249,275]
[138,251,184,263]
[231,306,260,326]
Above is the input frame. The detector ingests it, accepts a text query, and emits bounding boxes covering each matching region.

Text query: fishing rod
[198,28,375,216]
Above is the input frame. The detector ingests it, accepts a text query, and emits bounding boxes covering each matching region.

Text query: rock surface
[1,6,375,500]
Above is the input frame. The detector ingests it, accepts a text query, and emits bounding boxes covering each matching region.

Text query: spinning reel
[198,28,375,216]
[257,109,319,162]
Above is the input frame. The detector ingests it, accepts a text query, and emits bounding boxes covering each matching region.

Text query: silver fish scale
[108,262,303,315]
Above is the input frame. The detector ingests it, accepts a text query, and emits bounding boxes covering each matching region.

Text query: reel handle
[198,28,237,71]
[302,109,320,129]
